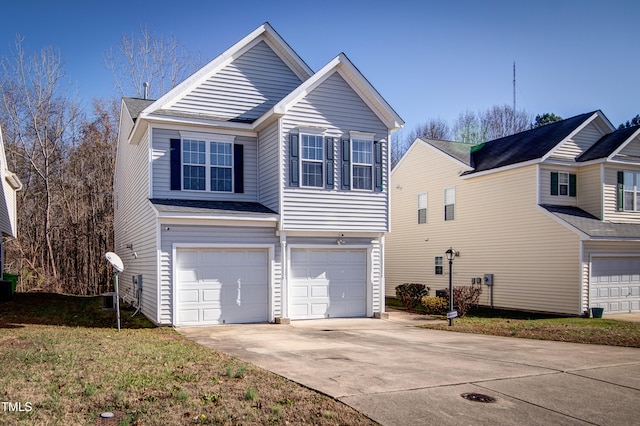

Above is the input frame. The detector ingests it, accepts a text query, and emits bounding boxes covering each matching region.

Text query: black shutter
[325,137,334,189]
[550,172,558,196]
[374,141,383,191]
[569,174,576,197]
[233,144,244,193]
[289,134,299,187]
[170,138,181,190]
[618,171,625,211]
[341,138,350,190]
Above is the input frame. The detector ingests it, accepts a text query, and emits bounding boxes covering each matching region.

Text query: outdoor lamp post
[445,248,459,326]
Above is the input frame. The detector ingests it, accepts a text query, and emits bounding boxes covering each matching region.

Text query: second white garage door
[289,248,367,320]
[591,257,640,314]
[175,248,269,325]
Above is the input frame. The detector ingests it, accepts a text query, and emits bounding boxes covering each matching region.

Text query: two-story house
[114,23,403,326]
[387,111,640,316]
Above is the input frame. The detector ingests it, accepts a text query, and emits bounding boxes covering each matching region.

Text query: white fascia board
[272,54,404,132]
[140,23,313,116]
[608,127,640,160]
[157,215,278,226]
[143,113,254,132]
[542,112,601,162]
[334,54,404,131]
[460,158,541,180]
[536,205,591,240]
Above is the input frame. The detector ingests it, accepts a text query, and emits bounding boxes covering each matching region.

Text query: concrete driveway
[179,312,640,425]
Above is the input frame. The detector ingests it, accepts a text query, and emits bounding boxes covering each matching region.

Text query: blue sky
[2,0,639,134]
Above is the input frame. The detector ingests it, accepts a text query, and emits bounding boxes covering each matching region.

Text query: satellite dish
[105,252,124,273]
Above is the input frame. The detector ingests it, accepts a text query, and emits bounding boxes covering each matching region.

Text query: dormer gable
[545,111,614,162]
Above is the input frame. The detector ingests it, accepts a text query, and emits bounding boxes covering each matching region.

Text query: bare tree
[391,118,451,168]
[103,25,200,99]
[453,110,486,144]
[481,104,532,140]
[0,37,80,286]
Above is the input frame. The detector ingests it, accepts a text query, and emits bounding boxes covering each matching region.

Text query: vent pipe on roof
[143,82,149,100]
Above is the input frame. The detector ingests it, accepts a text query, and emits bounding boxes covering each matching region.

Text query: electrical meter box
[484,274,494,286]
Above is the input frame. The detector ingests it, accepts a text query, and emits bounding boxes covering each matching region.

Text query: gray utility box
[484,274,494,286]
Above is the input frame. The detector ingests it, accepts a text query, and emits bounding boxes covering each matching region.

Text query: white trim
[414,139,473,172]
[172,243,275,326]
[180,131,236,144]
[460,158,540,179]
[608,127,640,160]
[350,130,375,140]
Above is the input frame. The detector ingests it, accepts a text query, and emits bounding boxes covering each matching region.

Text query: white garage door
[175,248,269,325]
[591,257,640,314]
[289,248,366,320]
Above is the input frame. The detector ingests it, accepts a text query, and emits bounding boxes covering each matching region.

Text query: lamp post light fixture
[445,248,459,326]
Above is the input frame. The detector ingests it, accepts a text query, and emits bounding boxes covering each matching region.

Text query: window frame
[623,170,640,211]
[444,187,455,221]
[418,193,428,224]
[351,137,374,191]
[300,133,324,188]
[180,132,236,193]
[434,256,443,275]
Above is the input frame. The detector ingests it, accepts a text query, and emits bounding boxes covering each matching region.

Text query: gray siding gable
[170,40,303,123]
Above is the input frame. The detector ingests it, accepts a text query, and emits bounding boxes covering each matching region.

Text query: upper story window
[551,171,576,197]
[418,193,427,224]
[434,256,443,275]
[301,134,324,188]
[444,187,455,221]
[352,138,373,190]
[621,171,640,211]
[181,133,235,192]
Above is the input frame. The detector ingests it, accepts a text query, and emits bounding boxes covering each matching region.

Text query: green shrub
[395,283,429,309]
[420,296,448,315]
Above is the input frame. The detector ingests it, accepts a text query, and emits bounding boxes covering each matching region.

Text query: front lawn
[0,293,375,425]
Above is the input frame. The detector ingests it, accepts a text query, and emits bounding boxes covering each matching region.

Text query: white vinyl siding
[281,72,389,232]
[386,142,581,315]
[613,138,640,163]
[576,164,602,219]
[151,128,258,202]
[171,40,303,122]
[548,121,606,160]
[257,120,280,212]
[114,126,159,323]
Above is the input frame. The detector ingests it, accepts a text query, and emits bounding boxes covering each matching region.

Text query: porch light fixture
[445,248,459,326]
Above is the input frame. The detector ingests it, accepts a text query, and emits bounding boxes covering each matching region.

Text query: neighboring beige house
[114,23,403,326]
[387,111,640,316]
[0,126,22,274]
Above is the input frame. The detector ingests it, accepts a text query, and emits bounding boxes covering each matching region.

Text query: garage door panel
[591,257,640,314]
[290,248,366,320]
[176,248,269,325]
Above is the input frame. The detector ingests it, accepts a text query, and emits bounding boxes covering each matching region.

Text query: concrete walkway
[179,313,640,426]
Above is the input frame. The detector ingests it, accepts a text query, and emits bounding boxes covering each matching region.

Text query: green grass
[417,305,640,347]
[0,293,375,425]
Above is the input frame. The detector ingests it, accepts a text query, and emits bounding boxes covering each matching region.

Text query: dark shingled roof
[464,111,597,174]
[541,204,640,239]
[150,199,278,216]
[123,98,155,121]
[419,138,472,166]
[577,125,640,162]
